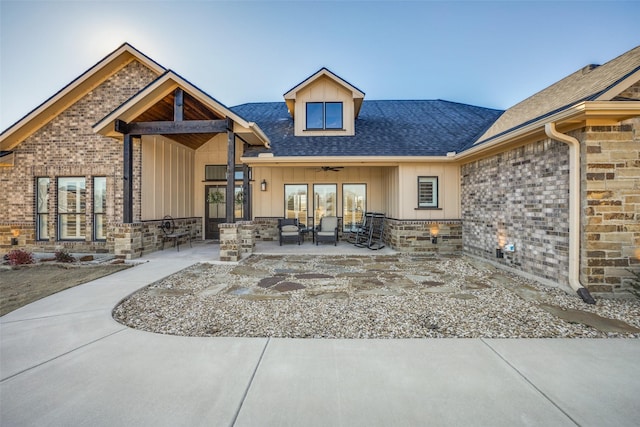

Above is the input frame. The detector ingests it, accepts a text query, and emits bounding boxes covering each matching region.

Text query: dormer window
[306,102,343,130]
[284,68,363,136]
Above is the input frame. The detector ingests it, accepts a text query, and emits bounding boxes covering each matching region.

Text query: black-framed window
[285,184,308,226]
[36,177,50,240]
[343,184,366,231]
[417,176,438,208]
[205,164,244,181]
[93,177,107,241]
[58,177,86,240]
[313,183,337,226]
[306,102,343,130]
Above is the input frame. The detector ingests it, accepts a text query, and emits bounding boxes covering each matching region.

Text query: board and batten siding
[251,166,388,218]
[395,163,460,219]
[141,135,195,220]
[293,77,356,137]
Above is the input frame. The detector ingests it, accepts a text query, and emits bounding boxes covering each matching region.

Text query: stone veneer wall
[384,219,462,253]
[581,120,640,295]
[252,218,279,241]
[0,60,158,255]
[219,222,255,262]
[110,217,201,259]
[461,139,572,288]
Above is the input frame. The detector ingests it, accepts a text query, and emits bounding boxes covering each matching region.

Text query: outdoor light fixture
[496,248,504,259]
[11,229,20,245]
[260,179,267,192]
[430,225,439,244]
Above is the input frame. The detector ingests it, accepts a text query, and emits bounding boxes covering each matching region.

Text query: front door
[205,185,226,239]
[204,184,245,239]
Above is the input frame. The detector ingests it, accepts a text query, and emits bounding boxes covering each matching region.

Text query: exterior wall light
[496,248,504,258]
[11,229,20,245]
[430,225,439,244]
[260,179,267,192]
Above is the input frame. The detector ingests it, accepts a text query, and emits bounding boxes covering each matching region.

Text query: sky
[1,0,639,130]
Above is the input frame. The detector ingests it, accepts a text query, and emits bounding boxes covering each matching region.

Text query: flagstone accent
[582,120,640,295]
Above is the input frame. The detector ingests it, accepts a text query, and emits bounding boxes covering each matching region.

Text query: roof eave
[240,155,457,166]
[93,71,271,148]
[458,101,640,161]
[0,43,165,151]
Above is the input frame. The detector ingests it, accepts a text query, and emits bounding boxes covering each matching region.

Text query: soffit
[132,91,225,150]
[94,71,270,150]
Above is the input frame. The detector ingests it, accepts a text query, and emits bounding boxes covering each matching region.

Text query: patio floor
[114,240,640,338]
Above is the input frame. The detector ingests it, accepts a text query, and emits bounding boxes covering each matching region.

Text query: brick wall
[582,119,640,295]
[461,139,571,287]
[0,60,157,255]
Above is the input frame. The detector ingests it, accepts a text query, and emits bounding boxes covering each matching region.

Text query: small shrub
[54,250,76,263]
[7,249,35,266]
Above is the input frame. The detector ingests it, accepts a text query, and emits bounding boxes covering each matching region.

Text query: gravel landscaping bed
[113,254,640,338]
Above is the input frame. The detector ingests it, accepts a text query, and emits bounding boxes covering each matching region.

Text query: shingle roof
[232,100,502,157]
[475,45,640,145]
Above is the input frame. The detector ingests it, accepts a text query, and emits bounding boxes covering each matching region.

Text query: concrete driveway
[2,243,639,426]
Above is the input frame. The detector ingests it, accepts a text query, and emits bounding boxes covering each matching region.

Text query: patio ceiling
[93,71,270,150]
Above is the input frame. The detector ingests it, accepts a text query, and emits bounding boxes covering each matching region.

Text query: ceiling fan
[319,166,344,172]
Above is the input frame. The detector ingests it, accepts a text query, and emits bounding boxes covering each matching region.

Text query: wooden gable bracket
[174,88,184,121]
[113,105,230,224]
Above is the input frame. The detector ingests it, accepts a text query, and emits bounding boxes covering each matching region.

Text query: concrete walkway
[1,243,639,426]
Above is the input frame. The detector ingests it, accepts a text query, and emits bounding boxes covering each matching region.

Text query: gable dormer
[283,68,365,137]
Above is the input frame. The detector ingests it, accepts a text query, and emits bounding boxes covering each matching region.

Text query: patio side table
[299,226,315,243]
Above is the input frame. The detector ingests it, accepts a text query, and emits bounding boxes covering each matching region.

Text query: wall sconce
[430,225,439,244]
[260,179,267,192]
[496,248,504,258]
[11,229,20,245]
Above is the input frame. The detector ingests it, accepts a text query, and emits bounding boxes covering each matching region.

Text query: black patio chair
[278,218,301,245]
[315,216,339,246]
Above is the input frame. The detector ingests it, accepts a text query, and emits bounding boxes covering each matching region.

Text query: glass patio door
[313,184,337,227]
[343,184,366,231]
[285,184,308,226]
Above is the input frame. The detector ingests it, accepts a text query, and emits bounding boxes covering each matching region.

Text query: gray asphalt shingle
[232,100,503,157]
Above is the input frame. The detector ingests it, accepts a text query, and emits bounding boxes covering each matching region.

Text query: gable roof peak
[283,67,365,99]
[0,42,167,149]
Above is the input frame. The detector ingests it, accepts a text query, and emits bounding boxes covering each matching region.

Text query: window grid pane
[306,102,324,129]
[343,184,366,231]
[234,185,244,220]
[93,177,107,240]
[58,177,86,240]
[325,102,343,129]
[313,184,337,226]
[36,177,50,240]
[285,184,308,225]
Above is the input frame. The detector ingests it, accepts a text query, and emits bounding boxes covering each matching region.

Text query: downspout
[544,122,596,304]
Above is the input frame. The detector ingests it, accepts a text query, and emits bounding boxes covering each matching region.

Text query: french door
[204,185,244,239]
